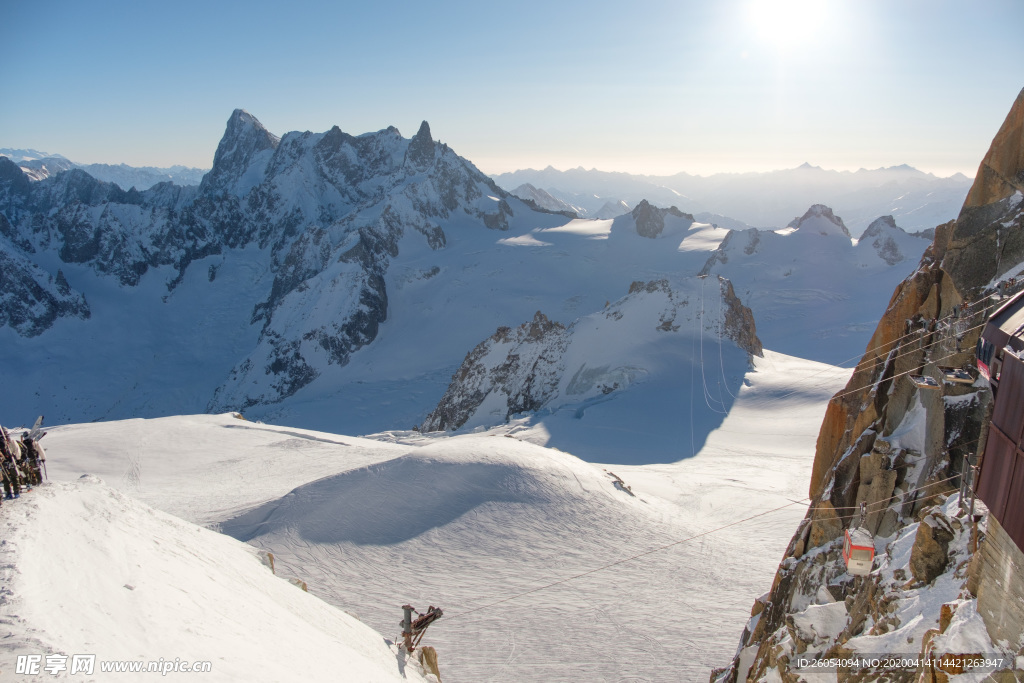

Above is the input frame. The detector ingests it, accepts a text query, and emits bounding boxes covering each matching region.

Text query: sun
[748,0,828,52]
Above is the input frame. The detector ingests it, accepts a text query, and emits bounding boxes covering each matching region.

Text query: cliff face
[715,88,1024,682]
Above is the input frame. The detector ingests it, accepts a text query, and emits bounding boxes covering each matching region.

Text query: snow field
[24,346,851,682]
[0,477,431,683]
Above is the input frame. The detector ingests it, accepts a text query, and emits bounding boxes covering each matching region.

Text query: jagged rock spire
[200,109,280,195]
[406,120,435,167]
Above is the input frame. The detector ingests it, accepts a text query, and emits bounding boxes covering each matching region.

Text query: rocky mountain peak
[630,199,692,238]
[790,204,851,238]
[861,214,899,238]
[0,155,32,195]
[200,109,280,196]
[421,276,760,434]
[406,120,435,167]
[964,87,1024,208]
[858,215,918,266]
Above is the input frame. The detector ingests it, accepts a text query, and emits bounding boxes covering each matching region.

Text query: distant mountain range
[0,147,208,190]
[2,145,969,237]
[2,144,971,238]
[0,113,932,442]
[495,163,972,237]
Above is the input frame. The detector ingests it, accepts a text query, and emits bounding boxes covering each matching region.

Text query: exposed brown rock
[910,509,955,584]
[964,88,1024,209]
[720,277,763,357]
[809,501,843,548]
[855,451,899,535]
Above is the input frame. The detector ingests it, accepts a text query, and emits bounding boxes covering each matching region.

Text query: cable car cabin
[976,289,1024,394]
[910,375,941,390]
[842,527,875,576]
[940,367,974,385]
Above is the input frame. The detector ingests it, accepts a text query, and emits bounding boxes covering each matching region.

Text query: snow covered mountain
[421,276,762,463]
[0,147,208,189]
[0,110,577,429]
[508,182,579,215]
[698,205,932,364]
[494,163,973,237]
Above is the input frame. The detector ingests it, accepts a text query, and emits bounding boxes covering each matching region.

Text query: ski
[27,416,45,442]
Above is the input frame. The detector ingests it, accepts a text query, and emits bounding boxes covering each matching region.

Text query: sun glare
[749,0,827,52]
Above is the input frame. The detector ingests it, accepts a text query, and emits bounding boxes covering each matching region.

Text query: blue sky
[2,0,1022,176]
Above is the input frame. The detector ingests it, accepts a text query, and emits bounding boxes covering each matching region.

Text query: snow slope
[35,350,850,683]
[0,476,431,683]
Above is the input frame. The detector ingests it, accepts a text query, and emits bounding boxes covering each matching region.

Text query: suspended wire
[439,465,979,629]
[696,274,729,413]
[716,277,740,401]
[435,290,1004,627]
[740,316,992,412]
[858,303,999,372]
[697,276,728,414]
[430,295,1008,633]
[841,290,1000,366]
[804,423,990,532]
[441,448,981,625]
[689,315,697,457]
[442,498,806,625]
[802,472,966,522]
[827,342,986,405]
[740,294,1000,408]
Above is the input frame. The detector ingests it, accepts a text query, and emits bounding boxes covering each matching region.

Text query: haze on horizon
[2,0,1022,178]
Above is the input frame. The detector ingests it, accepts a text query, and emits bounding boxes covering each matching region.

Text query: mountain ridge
[0,147,209,190]
[0,110,563,421]
[494,163,973,236]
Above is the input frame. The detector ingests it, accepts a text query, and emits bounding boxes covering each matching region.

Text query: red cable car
[842,526,875,576]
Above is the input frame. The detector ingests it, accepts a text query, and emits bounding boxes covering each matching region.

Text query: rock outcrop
[787,204,852,239]
[421,276,761,433]
[860,215,920,266]
[964,89,1024,209]
[630,199,694,238]
[420,311,569,432]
